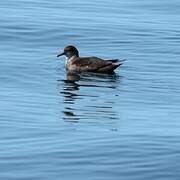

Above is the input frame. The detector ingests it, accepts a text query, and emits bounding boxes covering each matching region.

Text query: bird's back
[68,56,123,74]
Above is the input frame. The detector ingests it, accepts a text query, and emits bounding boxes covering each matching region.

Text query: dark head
[57,45,79,58]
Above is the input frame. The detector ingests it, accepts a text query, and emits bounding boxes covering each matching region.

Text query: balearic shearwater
[57,45,125,74]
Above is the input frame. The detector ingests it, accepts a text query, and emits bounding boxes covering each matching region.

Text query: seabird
[57,45,124,74]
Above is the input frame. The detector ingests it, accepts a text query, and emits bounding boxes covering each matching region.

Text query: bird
[57,45,125,74]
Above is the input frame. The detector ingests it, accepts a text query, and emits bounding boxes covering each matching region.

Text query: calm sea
[0,0,180,179]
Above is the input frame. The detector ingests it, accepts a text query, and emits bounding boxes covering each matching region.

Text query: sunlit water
[0,0,180,179]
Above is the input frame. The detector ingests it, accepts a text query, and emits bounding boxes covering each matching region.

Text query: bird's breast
[65,57,78,71]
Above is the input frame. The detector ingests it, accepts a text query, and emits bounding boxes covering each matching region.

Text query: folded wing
[71,57,124,74]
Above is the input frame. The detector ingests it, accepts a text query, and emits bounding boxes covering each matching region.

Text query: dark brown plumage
[57,45,124,74]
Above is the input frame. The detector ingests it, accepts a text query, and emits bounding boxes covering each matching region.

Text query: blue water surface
[0,0,180,179]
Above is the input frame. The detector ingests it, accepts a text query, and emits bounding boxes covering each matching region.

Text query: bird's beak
[57,52,65,57]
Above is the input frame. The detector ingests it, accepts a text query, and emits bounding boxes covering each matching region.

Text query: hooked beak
[57,52,65,57]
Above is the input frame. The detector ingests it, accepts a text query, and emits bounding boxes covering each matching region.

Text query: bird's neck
[67,54,78,60]
[65,55,77,68]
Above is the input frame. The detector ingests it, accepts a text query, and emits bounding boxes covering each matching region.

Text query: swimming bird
[57,45,125,74]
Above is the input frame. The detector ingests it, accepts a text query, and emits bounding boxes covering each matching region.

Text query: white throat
[65,55,76,68]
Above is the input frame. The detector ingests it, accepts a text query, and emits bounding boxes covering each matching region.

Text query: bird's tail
[108,59,126,63]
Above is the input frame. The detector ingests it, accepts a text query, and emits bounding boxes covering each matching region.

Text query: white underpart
[65,57,69,68]
[65,56,75,69]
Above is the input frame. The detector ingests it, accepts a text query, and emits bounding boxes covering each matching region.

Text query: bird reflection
[65,71,81,82]
[59,72,81,122]
[59,71,121,129]
[62,72,80,100]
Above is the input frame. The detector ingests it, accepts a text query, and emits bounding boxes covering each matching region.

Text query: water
[1,0,180,179]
